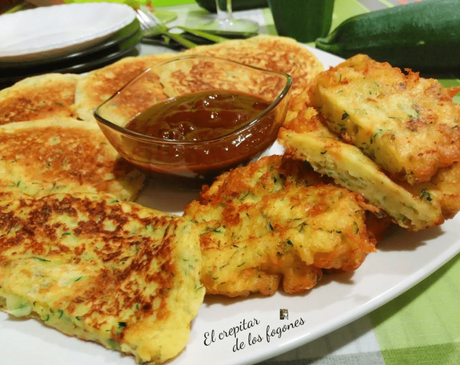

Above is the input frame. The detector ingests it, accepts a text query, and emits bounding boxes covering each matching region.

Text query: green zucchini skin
[315,0,460,72]
[195,0,268,13]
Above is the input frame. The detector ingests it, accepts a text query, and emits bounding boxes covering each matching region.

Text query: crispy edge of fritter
[407,161,460,220]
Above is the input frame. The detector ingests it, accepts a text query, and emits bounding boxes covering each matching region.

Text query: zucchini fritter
[184,34,324,123]
[278,108,445,231]
[74,54,176,123]
[0,193,204,364]
[0,118,144,201]
[310,54,460,185]
[184,155,376,297]
[183,35,323,99]
[0,73,82,125]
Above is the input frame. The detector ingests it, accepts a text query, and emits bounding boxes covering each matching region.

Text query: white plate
[1,47,460,365]
[0,3,136,62]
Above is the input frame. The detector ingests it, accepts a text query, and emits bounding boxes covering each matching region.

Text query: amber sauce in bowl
[120,90,276,179]
[94,55,292,182]
[125,90,270,142]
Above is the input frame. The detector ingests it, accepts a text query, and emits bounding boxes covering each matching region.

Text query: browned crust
[0,73,82,125]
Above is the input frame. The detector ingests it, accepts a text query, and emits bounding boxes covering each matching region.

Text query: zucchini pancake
[74,53,176,123]
[0,73,82,125]
[73,35,323,123]
[184,35,324,122]
[184,155,377,297]
[155,55,285,102]
[310,54,460,185]
[183,35,323,98]
[0,193,205,363]
[278,111,444,231]
[0,117,144,201]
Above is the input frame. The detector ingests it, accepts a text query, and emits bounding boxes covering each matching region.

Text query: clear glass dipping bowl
[94,55,292,181]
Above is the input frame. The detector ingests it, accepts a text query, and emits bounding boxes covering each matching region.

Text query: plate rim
[0,18,141,70]
[0,2,136,60]
[0,28,143,85]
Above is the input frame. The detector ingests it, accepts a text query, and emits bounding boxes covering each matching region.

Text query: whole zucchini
[315,0,460,72]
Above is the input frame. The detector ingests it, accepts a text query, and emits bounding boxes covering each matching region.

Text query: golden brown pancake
[184,35,323,97]
[157,55,285,102]
[184,35,324,125]
[74,53,176,123]
[0,192,204,364]
[0,117,144,201]
[0,73,82,125]
[184,155,376,297]
[310,54,460,185]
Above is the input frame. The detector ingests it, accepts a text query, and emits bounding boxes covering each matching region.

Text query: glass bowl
[94,55,292,181]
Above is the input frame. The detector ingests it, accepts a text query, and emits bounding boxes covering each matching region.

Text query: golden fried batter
[184,155,376,297]
[278,107,445,231]
[74,53,176,122]
[0,73,81,125]
[184,35,323,119]
[0,193,204,363]
[0,118,144,201]
[184,35,322,96]
[310,54,460,185]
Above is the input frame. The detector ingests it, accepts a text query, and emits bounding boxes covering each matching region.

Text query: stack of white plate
[0,2,141,87]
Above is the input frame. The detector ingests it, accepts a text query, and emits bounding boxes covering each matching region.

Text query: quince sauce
[125,90,270,141]
[124,90,278,180]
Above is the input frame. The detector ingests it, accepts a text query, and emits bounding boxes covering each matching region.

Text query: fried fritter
[183,155,376,297]
[157,56,285,103]
[278,109,444,231]
[184,35,323,118]
[310,54,460,185]
[184,35,322,95]
[0,118,144,201]
[0,193,204,364]
[0,73,82,125]
[74,53,176,123]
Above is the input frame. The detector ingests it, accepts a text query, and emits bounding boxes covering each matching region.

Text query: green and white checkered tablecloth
[147,1,460,364]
